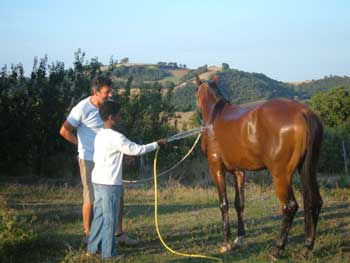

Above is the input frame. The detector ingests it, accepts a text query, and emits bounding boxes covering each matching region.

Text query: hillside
[106,63,190,85]
[103,63,350,111]
[170,68,295,111]
[291,75,350,99]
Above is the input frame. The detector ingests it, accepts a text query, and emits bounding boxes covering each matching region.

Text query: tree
[310,86,350,128]
[222,63,229,70]
[73,49,85,71]
[310,86,350,173]
[120,57,129,64]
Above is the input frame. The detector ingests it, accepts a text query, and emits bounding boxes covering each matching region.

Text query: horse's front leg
[233,170,245,248]
[209,162,231,253]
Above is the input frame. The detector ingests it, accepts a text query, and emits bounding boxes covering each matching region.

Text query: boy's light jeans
[87,183,122,259]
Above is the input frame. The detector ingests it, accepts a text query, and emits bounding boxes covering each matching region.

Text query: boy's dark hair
[91,76,113,93]
[99,100,121,121]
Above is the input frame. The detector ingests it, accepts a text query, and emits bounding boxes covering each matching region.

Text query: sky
[1,0,349,82]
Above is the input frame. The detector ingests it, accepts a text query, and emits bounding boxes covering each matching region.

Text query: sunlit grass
[1,182,349,262]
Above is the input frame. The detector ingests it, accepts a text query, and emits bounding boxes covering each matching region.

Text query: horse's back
[211,98,312,171]
[258,98,308,118]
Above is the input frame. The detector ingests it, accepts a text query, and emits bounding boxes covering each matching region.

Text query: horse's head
[195,75,228,124]
[195,74,220,107]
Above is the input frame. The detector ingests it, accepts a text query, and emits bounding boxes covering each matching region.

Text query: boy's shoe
[116,233,139,246]
[85,252,103,260]
[85,252,95,258]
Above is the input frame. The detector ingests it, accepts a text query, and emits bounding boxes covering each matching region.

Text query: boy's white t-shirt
[92,128,158,185]
[66,97,103,161]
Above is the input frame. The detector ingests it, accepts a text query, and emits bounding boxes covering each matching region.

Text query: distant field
[167,69,190,78]
[171,111,197,130]
[1,180,349,262]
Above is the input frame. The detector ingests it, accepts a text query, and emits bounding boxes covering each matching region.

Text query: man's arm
[59,120,78,145]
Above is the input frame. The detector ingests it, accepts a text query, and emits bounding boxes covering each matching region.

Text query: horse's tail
[299,110,323,191]
[299,110,324,250]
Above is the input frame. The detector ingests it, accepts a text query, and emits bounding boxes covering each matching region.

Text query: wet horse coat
[195,75,323,259]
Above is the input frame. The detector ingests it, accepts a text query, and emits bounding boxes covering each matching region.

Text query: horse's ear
[212,75,219,85]
[195,74,202,86]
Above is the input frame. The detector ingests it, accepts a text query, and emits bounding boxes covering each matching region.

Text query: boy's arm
[117,135,166,156]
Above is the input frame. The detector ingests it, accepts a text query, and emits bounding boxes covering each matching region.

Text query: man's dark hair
[99,100,121,121]
[91,76,113,93]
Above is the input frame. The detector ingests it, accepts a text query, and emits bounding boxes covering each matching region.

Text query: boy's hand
[156,139,167,145]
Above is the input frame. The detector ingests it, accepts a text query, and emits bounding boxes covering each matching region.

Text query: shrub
[0,204,37,260]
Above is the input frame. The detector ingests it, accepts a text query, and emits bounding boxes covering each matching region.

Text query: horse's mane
[208,81,230,124]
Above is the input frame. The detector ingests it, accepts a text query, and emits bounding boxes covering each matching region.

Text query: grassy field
[0,180,349,263]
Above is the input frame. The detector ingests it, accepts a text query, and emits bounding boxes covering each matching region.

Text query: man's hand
[156,138,167,146]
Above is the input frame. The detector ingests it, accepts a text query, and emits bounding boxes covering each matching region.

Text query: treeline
[157,61,187,69]
[0,50,181,178]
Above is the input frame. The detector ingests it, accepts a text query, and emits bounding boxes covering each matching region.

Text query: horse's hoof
[219,243,232,253]
[233,236,245,247]
[298,246,310,260]
[268,246,282,261]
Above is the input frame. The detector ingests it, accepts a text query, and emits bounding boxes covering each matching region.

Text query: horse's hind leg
[233,170,245,247]
[209,162,231,253]
[269,172,299,260]
[299,172,323,259]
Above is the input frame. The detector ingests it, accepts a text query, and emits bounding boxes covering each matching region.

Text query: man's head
[91,76,113,106]
[99,100,122,129]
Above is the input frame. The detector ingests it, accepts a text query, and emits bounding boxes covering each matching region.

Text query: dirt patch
[167,69,190,78]
[168,111,196,130]
[288,80,314,86]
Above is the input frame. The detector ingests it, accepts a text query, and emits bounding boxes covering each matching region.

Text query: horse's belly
[222,149,265,171]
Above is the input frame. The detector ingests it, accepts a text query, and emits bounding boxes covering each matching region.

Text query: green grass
[1,182,349,262]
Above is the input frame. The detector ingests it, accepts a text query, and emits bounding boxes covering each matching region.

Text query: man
[59,76,138,245]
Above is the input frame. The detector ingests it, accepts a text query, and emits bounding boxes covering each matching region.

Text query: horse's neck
[201,105,213,125]
[201,98,220,125]
[202,99,238,126]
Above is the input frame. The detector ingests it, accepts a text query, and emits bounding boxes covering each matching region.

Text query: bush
[0,204,37,260]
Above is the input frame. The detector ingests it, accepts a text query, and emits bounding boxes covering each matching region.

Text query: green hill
[104,63,350,111]
[171,69,295,111]
[170,70,350,111]
[106,63,190,86]
[292,75,350,99]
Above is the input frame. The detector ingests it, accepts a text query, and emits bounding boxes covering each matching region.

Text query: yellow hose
[153,147,223,262]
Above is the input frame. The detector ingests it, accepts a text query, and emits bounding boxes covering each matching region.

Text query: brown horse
[195,75,323,260]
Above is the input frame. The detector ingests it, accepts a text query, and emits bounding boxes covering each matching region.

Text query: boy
[87,100,166,259]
